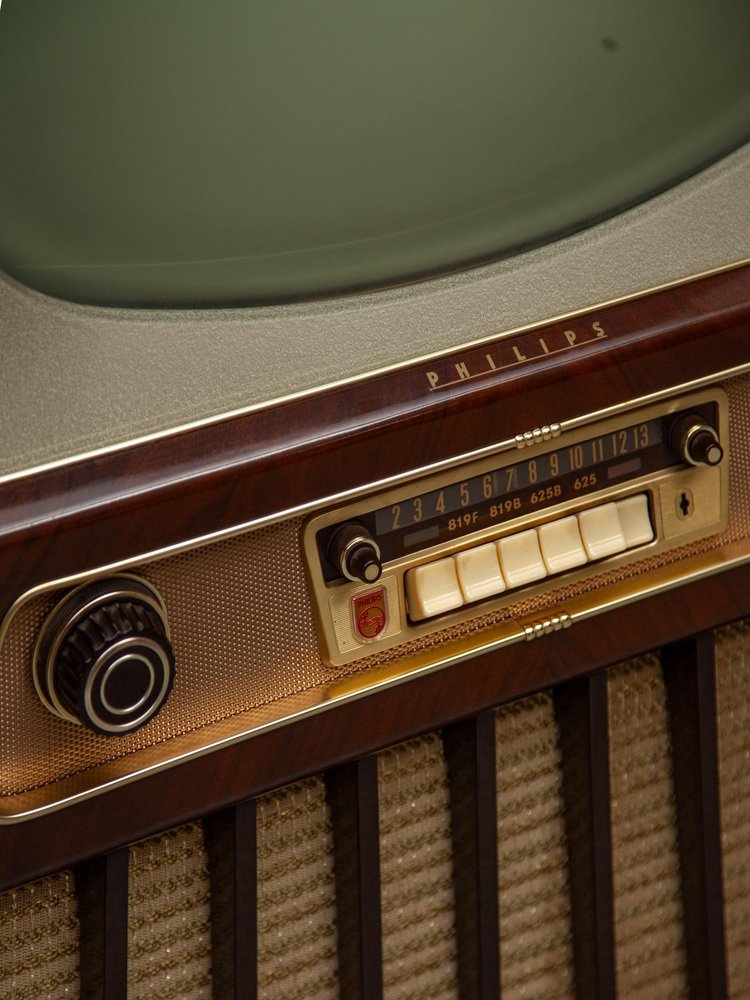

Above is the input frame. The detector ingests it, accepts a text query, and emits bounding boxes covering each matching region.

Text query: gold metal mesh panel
[2,374,749,798]
[0,517,332,796]
[0,870,79,999]
[608,655,688,998]
[495,692,575,999]
[716,616,750,997]
[378,733,459,1000]
[256,776,338,1000]
[128,822,212,1000]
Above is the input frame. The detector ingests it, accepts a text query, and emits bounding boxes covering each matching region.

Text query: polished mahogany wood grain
[663,635,728,999]
[75,849,129,1000]
[443,714,500,1000]
[554,674,616,1000]
[0,264,748,621]
[3,553,750,892]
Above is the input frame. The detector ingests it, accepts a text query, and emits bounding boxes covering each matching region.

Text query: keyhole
[676,489,694,520]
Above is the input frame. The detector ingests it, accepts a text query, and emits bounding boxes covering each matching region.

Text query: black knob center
[100,654,155,713]
[328,523,383,583]
[669,413,724,468]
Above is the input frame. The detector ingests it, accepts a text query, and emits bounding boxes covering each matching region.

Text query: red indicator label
[353,587,388,642]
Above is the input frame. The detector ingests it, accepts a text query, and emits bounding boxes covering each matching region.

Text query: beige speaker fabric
[128,823,212,999]
[608,656,689,998]
[716,616,750,997]
[0,870,79,999]
[256,777,339,1000]
[378,733,459,1000]
[495,693,575,1000]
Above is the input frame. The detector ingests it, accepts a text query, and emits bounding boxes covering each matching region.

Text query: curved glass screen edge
[1,0,749,305]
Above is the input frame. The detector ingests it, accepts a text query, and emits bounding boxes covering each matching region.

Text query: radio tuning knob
[670,413,724,468]
[329,523,383,584]
[33,576,175,736]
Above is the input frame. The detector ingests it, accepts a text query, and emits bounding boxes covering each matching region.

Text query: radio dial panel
[304,389,728,666]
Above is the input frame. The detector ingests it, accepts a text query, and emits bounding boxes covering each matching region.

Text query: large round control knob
[669,413,724,467]
[33,576,175,736]
[328,523,383,584]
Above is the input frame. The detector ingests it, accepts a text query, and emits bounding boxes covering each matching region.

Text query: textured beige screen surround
[0,144,749,480]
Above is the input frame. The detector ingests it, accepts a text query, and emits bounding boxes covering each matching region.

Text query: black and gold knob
[328,522,383,583]
[33,576,175,736]
[669,413,724,468]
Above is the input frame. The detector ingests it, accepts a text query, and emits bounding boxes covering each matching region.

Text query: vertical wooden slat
[75,848,129,1000]
[662,632,728,999]
[443,712,500,1000]
[205,800,258,1000]
[325,755,383,1000]
[554,672,616,1000]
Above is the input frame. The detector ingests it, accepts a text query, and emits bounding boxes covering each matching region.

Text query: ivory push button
[405,558,463,621]
[616,494,654,548]
[497,530,547,588]
[578,503,627,559]
[538,516,587,573]
[455,543,506,603]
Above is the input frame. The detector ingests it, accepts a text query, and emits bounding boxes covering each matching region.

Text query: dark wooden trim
[75,849,129,1000]
[2,558,750,892]
[662,634,728,999]
[443,713,500,1000]
[205,800,258,1000]
[554,672,616,1000]
[0,265,747,619]
[325,755,383,1000]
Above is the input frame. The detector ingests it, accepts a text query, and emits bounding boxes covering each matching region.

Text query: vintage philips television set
[1,2,749,998]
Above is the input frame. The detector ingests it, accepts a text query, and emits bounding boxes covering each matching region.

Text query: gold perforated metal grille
[378,733,459,1000]
[495,692,575,999]
[716,616,750,997]
[1,374,749,798]
[128,823,212,1000]
[0,517,329,796]
[256,777,338,999]
[608,656,688,998]
[0,870,79,999]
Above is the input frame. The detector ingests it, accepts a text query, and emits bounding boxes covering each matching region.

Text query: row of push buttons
[405,494,654,621]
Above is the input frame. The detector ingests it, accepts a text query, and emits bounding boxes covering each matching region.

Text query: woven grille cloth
[378,733,459,1000]
[608,655,688,997]
[128,822,212,999]
[716,616,750,997]
[496,692,575,999]
[256,777,338,999]
[0,870,79,999]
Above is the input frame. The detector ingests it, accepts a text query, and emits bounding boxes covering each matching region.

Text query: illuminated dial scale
[305,391,727,666]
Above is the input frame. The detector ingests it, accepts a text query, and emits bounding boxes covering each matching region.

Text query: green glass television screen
[1,0,749,306]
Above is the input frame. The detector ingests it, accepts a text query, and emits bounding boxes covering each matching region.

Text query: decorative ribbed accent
[608,655,689,997]
[495,692,575,999]
[257,777,338,999]
[0,871,79,999]
[128,823,212,1000]
[716,617,750,996]
[378,733,459,1000]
